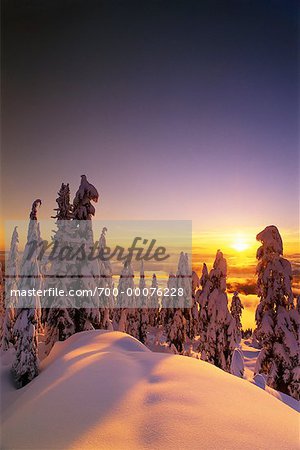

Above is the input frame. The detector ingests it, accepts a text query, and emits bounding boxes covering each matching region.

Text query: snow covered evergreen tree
[161,272,176,327]
[254,225,299,399]
[98,227,113,330]
[126,307,140,340]
[197,263,211,360]
[137,261,147,308]
[72,175,99,220]
[44,183,76,354]
[12,200,42,387]
[137,261,149,344]
[192,270,199,295]
[183,268,198,340]
[230,291,243,345]
[178,253,194,340]
[198,251,237,371]
[1,227,20,351]
[148,274,159,327]
[72,175,100,332]
[122,267,139,340]
[45,176,101,348]
[166,252,191,353]
[167,308,187,353]
[189,291,199,340]
[51,183,73,220]
[113,261,135,331]
[139,309,149,344]
[177,252,192,309]
[43,246,76,354]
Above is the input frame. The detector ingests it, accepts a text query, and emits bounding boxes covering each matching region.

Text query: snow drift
[1,331,299,449]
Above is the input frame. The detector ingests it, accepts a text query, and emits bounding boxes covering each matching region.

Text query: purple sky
[1,0,299,247]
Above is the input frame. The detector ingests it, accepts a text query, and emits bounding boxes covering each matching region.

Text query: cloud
[227,279,257,296]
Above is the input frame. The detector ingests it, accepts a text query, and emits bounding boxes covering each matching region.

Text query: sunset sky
[1,0,299,285]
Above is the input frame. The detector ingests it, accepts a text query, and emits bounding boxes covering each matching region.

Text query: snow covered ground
[147,326,299,413]
[241,339,299,412]
[1,330,299,449]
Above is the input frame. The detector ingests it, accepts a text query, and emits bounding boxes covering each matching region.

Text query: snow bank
[1,331,298,449]
[241,339,299,412]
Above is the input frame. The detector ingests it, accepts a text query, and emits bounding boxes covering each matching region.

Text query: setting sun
[231,236,250,252]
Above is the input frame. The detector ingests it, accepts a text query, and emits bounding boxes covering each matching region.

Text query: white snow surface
[241,339,299,412]
[1,331,299,450]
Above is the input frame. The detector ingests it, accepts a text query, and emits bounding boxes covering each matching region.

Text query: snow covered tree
[190,270,200,339]
[72,175,100,332]
[139,309,149,345]
[1,301,12,352]
[188,290,199,340]
[182,266,198,340]
[148,274,159,327]
[44,306,75,355]
[121,266,139,339]
[12,200,42,387]
[254,225,299,399]
[166,252,191,353]
[137,261,149,344]
[44,183,76,354]
[29,198,42,221]
[45,176,101,351]
[73,175,99,220]
[51,183,73,220]
[73,222,101,332]
[137,261,147,308]
[161,272,176,326]
[1,227,20,351]
[98,227,113,330]
[126,308,140,340]
[167,308,187,353]
[113,261,135,331]
[43,246,76,355]
[230,291,243,345]
[197,263,211,360]
[176,253,194,340]
[177,252,192,309]
[198,251,237,371]
[192,270,199,295]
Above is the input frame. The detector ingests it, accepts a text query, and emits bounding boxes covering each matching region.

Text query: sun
[231,235,250,252]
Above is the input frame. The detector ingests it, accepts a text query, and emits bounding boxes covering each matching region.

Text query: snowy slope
[241,339,299,412]
[1,331,299,450]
